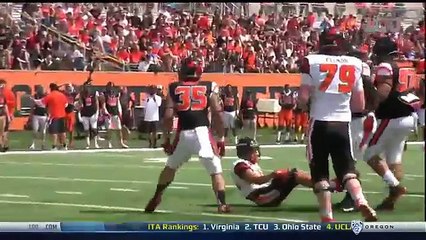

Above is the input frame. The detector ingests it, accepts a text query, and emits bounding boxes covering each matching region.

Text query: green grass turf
[5,128,423,150]
[0,141,423,222]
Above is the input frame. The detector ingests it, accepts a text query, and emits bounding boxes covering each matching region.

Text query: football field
[0,141,424,223]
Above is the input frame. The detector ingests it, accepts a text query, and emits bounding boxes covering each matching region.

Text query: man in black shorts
[297,27,377,222]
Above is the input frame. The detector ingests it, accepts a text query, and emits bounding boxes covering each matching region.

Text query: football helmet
[372,36,398,64]
[318,27,347,54]
[178,57,203,82]
[236,137,260,163]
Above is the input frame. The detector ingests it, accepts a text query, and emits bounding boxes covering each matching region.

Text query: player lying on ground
[231,137,345,207]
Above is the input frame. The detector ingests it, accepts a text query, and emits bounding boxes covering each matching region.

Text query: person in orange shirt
[0,82,11,152]
[0,79,15,152]
[33,83,68,150]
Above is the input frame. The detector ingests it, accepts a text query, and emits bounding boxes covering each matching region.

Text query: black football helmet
[347,45,368,60]
[319,27,348,54]
[372,36,398,64]
[178,57,203,82]
[236,137,260,163]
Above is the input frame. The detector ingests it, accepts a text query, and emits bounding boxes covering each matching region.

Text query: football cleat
[321,217,335,223]
[375,185,407,211]
[358,204,378,222]
[217,204,231,214]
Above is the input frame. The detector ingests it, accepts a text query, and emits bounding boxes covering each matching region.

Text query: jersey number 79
[175,85,208,111]
[319,64,356,93]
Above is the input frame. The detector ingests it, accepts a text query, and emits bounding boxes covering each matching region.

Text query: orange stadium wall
[0,70,422,130]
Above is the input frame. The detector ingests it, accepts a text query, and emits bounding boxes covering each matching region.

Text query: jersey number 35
[175,85,208,111]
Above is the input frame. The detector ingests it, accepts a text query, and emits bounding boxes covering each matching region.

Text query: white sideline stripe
[0,194,30,198]
[0,141,423,155]
[0,200,304,223]
[55,191,82,195]
[367,173,424,178]
[169,186,188,190]
[110,188,139,192]
[0,175,423,198]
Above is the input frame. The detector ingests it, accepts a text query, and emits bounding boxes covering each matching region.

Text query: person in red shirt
[33,83,68,150]
[0,80,11,152]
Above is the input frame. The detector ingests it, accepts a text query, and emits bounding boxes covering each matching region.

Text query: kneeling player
[231,137,344,207]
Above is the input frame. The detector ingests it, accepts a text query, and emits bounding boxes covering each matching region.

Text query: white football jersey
[302,54,364,122]
[231,159,271,198]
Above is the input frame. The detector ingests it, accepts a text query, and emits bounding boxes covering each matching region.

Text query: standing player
[79,85,100,149]
[62,84,78,149]
[29,86,48,150]
[145,57,230,213]
[240,91,257,141]
[297,27,377,222]
[276,85,295,144]
[363,37,421,211]
[292,90,309,143]
[103,82,128,149]
[335,48,377,212]
[221,84,239,144]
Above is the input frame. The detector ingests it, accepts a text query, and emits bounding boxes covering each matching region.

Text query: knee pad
[313,180,332,194]
[342,173,358,187]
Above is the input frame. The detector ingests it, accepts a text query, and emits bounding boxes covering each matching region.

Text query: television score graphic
[0,222,425,234]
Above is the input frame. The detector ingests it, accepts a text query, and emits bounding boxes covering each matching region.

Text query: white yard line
[110,188,139,192]
[168,186,189,190]
[55,191,82,195]
[0,194,30,198]
[0,141,423,155]
[0,200,305,223]
[0,175,423,198]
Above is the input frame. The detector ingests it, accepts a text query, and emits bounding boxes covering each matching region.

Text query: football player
[79,85,100,149]
[221,84,240,144]
[62,83,78,150]
[231,137,346,207]
[29,85,48,150]
[297,27,377,222]
[103,82,128,149]
[292,90,309,143]
[335,47,377,212]
[364,37,421,211]
[145,57,230,214]
[277,85,295,144]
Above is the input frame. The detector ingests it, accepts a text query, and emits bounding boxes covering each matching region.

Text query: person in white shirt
[143,85,162,148]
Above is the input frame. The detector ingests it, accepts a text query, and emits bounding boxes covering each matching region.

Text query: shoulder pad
[375,62,393,76]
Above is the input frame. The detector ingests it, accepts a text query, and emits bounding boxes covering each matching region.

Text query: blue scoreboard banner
[0,222,425,240]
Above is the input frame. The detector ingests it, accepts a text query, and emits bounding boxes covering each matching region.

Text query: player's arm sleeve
[374,63,394,102]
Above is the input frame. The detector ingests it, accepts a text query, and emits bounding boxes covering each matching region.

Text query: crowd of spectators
[0,3,424,73]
